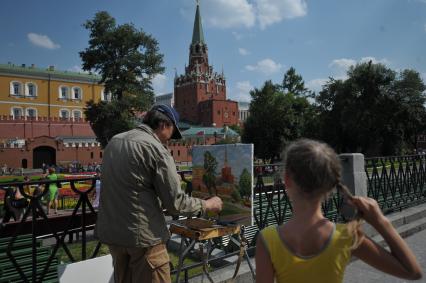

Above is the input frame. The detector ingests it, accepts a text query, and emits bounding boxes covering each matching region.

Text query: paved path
[344,229,426,283]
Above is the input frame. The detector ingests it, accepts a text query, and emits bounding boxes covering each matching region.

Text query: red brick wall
[0,143,102,169]
[198,100,238,127]
[0,116,94,139]
[0,117,101,169]
[174,80,227,124]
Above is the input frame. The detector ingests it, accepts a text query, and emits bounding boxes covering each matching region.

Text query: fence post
[339,153,367,219]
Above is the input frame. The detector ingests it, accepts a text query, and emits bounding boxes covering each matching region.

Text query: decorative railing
[0,177,98,283]
[1,156,426,282]
[365,155,426,214]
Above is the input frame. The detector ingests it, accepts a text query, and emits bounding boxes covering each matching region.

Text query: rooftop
[182,126,239,137]
[0,63,101,83]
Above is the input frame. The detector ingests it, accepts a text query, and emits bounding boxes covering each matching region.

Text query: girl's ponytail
[336,182,365,250]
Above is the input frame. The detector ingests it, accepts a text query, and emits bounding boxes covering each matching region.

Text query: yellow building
[0,63,109,120]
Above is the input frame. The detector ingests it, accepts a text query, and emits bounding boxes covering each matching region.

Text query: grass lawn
[56,240,208,281]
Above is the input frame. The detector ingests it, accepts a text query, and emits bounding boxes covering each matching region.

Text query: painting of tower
[174,1,239,127]
[221,146,234,183]
[191,143,254,225]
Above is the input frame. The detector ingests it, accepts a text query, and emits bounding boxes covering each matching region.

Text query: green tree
[80,11,164,147]
[282,67,309,96]
[315,61,426,155]
[242,81,316,162]
[202,151,218,196]
[392,69,426,152]
[228,124,242,136]
[239,168,252,200]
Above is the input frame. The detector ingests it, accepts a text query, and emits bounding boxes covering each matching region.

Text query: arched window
[72,110,82,120]
[59,86,69,99]
[59,109,70,119]
[72,87,83,100]
[26,108,37,120]
[11,107,24,119]
[25,82,37,97]
[10,81,23,96]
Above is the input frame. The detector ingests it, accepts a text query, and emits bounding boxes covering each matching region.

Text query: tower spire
[192,0,205,45]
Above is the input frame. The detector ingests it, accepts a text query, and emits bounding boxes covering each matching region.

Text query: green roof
[191,3,205,45]
[182,127,239,137]
[0,63,101,82]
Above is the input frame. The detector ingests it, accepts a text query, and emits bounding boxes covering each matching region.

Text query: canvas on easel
[191,143,253,226]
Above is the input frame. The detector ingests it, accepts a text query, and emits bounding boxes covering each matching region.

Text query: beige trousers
[109,243,171,283]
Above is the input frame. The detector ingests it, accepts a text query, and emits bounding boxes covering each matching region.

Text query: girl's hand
[349,196,386,227]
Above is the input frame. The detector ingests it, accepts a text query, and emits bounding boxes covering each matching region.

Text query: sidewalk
[344,229,426,283]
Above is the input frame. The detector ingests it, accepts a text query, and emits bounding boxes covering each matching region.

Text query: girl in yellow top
[256,139,422,283]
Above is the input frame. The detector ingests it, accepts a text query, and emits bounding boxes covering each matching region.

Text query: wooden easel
[169,219,255,283]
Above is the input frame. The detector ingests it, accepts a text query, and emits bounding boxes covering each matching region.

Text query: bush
[231,189,241,202]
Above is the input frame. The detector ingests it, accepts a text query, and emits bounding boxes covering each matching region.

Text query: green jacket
[95,124,205,247]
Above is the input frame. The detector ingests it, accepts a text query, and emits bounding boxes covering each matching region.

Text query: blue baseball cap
[151,104,183,139]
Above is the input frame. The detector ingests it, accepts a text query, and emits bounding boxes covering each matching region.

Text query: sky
[1,0,426,102]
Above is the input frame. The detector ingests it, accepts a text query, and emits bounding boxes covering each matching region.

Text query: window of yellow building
[25,82,37,97]
[11,107,24,119]
[10,81,23,96]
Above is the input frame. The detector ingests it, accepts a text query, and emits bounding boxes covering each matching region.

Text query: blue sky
[1,0,426,102]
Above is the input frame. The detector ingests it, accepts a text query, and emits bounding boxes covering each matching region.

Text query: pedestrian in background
[44,167,59,215]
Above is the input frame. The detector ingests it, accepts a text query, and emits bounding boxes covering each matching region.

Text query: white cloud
[27,33,60,50]
[238,48,250,56]
[255,0,308,29]
[306,78,328,93]
[186,0,255,29]
[329,57,390,79]
[246,58,282,75]
[182,0,306,30]
[152,74,168,94]
[329,58,357,71]
[232,80,254,101]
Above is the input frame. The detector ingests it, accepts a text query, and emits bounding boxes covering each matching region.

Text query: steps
[0,234,59,283]
[363,202,426,243]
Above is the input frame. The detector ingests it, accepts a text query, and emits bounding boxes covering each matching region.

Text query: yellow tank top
[260,223,353,283]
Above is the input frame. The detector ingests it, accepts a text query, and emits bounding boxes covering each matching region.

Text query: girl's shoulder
[260,225,279,241]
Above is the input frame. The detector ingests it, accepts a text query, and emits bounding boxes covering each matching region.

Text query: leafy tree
[202,151,218,195]
[228,124,242,136]
[242,81,315,162]
[80,11,164,147]
[391,69,426,152]
[282,67,309,96]
[315,61,426,155]
[239,168,252,200]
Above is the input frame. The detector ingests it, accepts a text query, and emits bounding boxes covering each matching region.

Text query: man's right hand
[204,196,223,213]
